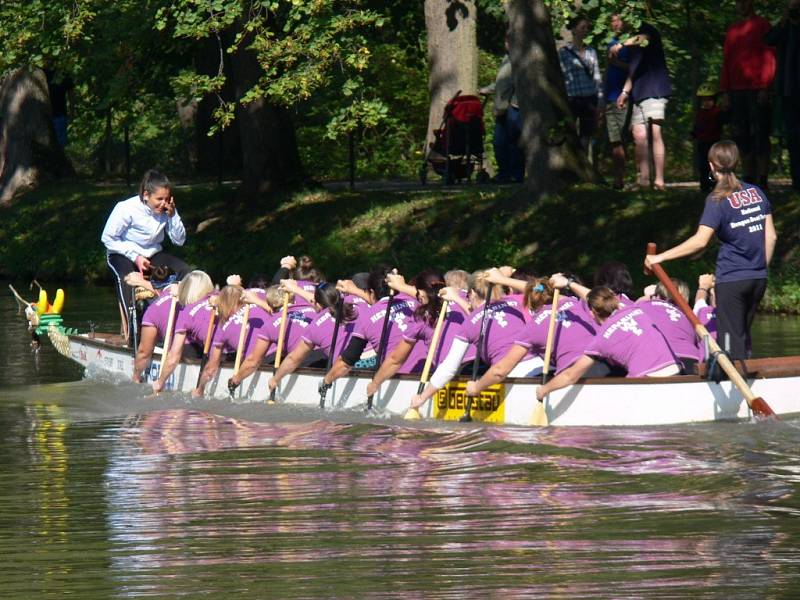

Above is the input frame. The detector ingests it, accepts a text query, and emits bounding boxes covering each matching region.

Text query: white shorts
[630,97,668,127]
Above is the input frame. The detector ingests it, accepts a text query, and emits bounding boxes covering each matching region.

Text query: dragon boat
[42,326,800,427]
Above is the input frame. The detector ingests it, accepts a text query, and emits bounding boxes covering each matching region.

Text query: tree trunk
[424,0,479,148]
[506,0,592,198]
[228,33,304,205]
[0,68,73,204]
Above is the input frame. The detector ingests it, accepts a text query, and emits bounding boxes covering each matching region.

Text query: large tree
[0,69,72,203]
[424,0,479,147]
[506,0,592,197]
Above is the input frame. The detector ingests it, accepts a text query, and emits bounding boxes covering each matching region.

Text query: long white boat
[47,328,800,427]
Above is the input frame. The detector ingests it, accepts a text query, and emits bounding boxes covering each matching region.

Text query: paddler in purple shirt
[225,282,318,393]
[406,270,541,415]
[151,271,218,393]
[536,286,681,402]
[638,278,703,372]
[265,283,360,394]
[366,270,454,399]
[466,273,601,398]
[135,270,215,384]
[645,140,777,360]
[270,254,324,308]
[319,266,420,391]
[194,285,271,397]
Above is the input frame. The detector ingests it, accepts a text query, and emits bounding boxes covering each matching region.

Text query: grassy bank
[2,178,799,312]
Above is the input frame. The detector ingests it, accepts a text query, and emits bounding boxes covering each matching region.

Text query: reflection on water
[1,285,800,597]
[1,382,799,598]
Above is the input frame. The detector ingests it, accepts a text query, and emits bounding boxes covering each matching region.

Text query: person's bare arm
[644,225,715,269]
[466,344,528,396]
[152,332,187,392]
[765,214,777,266]
[535,355,594,400]
[366,340,414,397]
[269,340,313,391]
[194,347,222,396]
[133,326,158,382]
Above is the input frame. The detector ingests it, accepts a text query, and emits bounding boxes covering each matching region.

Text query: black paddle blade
[459,397,473,422]
[268,388,276,404]
[366,394,374,411]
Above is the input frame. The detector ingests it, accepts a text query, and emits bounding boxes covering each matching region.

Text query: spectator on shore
[480,37,524,183]
[692,83,725,192]
[720,0,776,189]
[44,69,74,148]
[604,13,631,190]
[765,0,800,191]
[613,22,672,191]
[559,16,603,152]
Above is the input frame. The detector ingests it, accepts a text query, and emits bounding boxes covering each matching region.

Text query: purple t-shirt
[699,184,772,282]
[639,299,701,361]
[401,301,475,370]
[353,293,419,373]
[255,305,318,356]
[301,309,358,360]
[141,294,181,342]
[696,305,717,340]
[455,298,531,365]
[517,296,597,373]
[174,293,217,347]
[290,279,318,307]
[584,305,678,377]
[212,305,271,357]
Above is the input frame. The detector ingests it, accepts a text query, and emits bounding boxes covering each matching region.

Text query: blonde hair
[654,278,690,303]
[524,277,554,312]
[444,269,470,290]
[216,285,244,322]
[264,285,288,311]
[709,140,742,200]
[177,270,214,306]
[587,286,620,320]
[469,270,505,302]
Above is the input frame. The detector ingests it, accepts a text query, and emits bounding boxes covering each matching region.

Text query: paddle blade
[529,400,549,427]
[750,396,777,419]
[404,408,422,421]
[268,388,276,405]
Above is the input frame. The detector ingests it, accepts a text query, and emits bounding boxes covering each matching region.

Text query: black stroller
[420,91,490,184]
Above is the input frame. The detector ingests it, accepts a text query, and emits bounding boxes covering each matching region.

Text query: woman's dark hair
[511,265,538,282]
[294,255,324,283]
[412,270,446,326]
[567,14,590,30]
[139,169,171,201]
[247,273,271,289]
[350,272,370,291]
[367,265,392,298]
[708,140,742,200]
[593,261,633,297]
[314,282,356,322]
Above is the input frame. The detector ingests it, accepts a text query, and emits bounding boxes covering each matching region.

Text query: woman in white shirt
[101,169,190,344]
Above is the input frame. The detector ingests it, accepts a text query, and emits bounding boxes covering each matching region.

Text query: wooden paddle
[460,283,494,422]
[129,288,139,356]
[195,304,217,389]
[530,288,560,427]
[646,243,776,419]
[402,299,450,420]
[232,304,251,379]
[319,296,344,409]
[270,291,291,403]
[367,289,397,410]
[161,296,179,364]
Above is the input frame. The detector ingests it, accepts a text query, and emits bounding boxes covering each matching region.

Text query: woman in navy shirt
[644,141,777,359]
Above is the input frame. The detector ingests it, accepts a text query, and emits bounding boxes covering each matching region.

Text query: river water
[2,283,799,598]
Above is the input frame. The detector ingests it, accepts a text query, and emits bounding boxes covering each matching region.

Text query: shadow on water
[2,284,800,597]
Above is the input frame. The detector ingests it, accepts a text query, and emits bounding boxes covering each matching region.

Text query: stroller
[420,91,490,185]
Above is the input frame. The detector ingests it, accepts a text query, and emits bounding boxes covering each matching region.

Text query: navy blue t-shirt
[605,36,631,103]
[699,183,772,282]
[629,23,672,101]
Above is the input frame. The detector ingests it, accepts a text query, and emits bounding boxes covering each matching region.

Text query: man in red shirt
[720,0,776,188]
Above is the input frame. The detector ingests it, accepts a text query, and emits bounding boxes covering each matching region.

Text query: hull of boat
[64,334,800,426]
